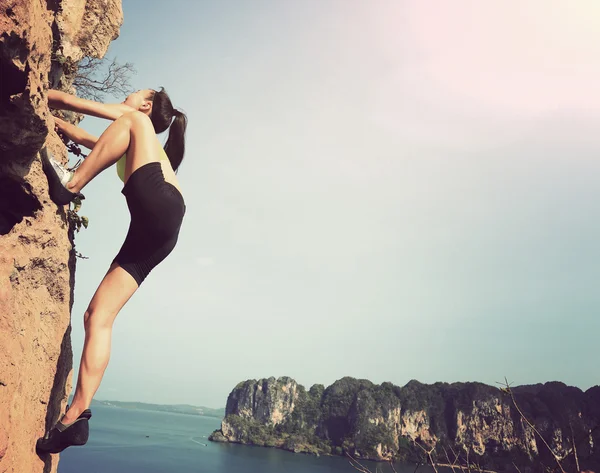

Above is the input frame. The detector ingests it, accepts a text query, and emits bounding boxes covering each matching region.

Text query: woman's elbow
[47,90,67,109]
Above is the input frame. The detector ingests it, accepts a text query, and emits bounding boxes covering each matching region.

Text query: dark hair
[148,87,187,172]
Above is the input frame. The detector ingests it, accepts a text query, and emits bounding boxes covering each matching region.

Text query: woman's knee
[120,110,153,131]
[83,306,116,332]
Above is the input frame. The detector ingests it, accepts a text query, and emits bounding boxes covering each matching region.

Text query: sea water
[58,405,427,473]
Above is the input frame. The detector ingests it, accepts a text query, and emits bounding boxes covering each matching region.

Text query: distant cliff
[209,376,600,472]
[0,1,122,472]
[87,399,226,418]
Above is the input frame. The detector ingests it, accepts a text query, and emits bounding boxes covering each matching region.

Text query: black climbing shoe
[36,409,92,454]
[40,147,85,205]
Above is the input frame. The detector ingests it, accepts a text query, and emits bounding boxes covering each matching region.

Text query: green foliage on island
[223,413,333,455]
[209,376,600,471]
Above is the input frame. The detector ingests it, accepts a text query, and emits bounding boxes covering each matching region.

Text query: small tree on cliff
[73,56,136,102]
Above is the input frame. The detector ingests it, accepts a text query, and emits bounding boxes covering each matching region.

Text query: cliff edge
[0,1,122,471]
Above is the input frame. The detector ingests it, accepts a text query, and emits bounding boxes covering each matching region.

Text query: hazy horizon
[92,376,597,410]
[67,0,600,408]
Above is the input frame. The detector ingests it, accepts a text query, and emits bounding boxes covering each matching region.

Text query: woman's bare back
[160,159,182,194]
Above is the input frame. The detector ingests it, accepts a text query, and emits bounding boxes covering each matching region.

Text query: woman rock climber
[36,88,187,454]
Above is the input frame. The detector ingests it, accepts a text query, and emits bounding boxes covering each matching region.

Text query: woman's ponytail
[148,87,188,172]
[164,109,187,172]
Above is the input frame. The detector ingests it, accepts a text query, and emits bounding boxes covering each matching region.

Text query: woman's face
[123,89,153,113]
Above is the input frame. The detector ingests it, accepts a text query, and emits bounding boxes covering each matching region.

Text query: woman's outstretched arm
[48,90,136,121]
[54,116,98,150]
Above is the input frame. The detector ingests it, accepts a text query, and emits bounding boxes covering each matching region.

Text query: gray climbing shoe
[40,147,85,205]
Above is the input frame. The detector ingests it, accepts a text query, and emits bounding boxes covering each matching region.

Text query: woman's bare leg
[67,111,161,193]
[60,111,161,424]
[61,262,139,424]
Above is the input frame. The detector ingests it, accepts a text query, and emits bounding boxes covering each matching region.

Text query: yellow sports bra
[116,149,170,182]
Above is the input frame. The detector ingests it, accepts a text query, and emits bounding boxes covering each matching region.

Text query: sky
[68,0,600,408]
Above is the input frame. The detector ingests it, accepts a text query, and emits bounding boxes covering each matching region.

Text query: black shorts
[113,162,186,285]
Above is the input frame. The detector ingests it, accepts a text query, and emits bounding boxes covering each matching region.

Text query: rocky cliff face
[225,376,301,426]
[0,1,122,472]
[210,377,600,472]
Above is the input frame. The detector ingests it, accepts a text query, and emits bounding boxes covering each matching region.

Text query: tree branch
[73,56,136,102]
[499,378,566,473]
